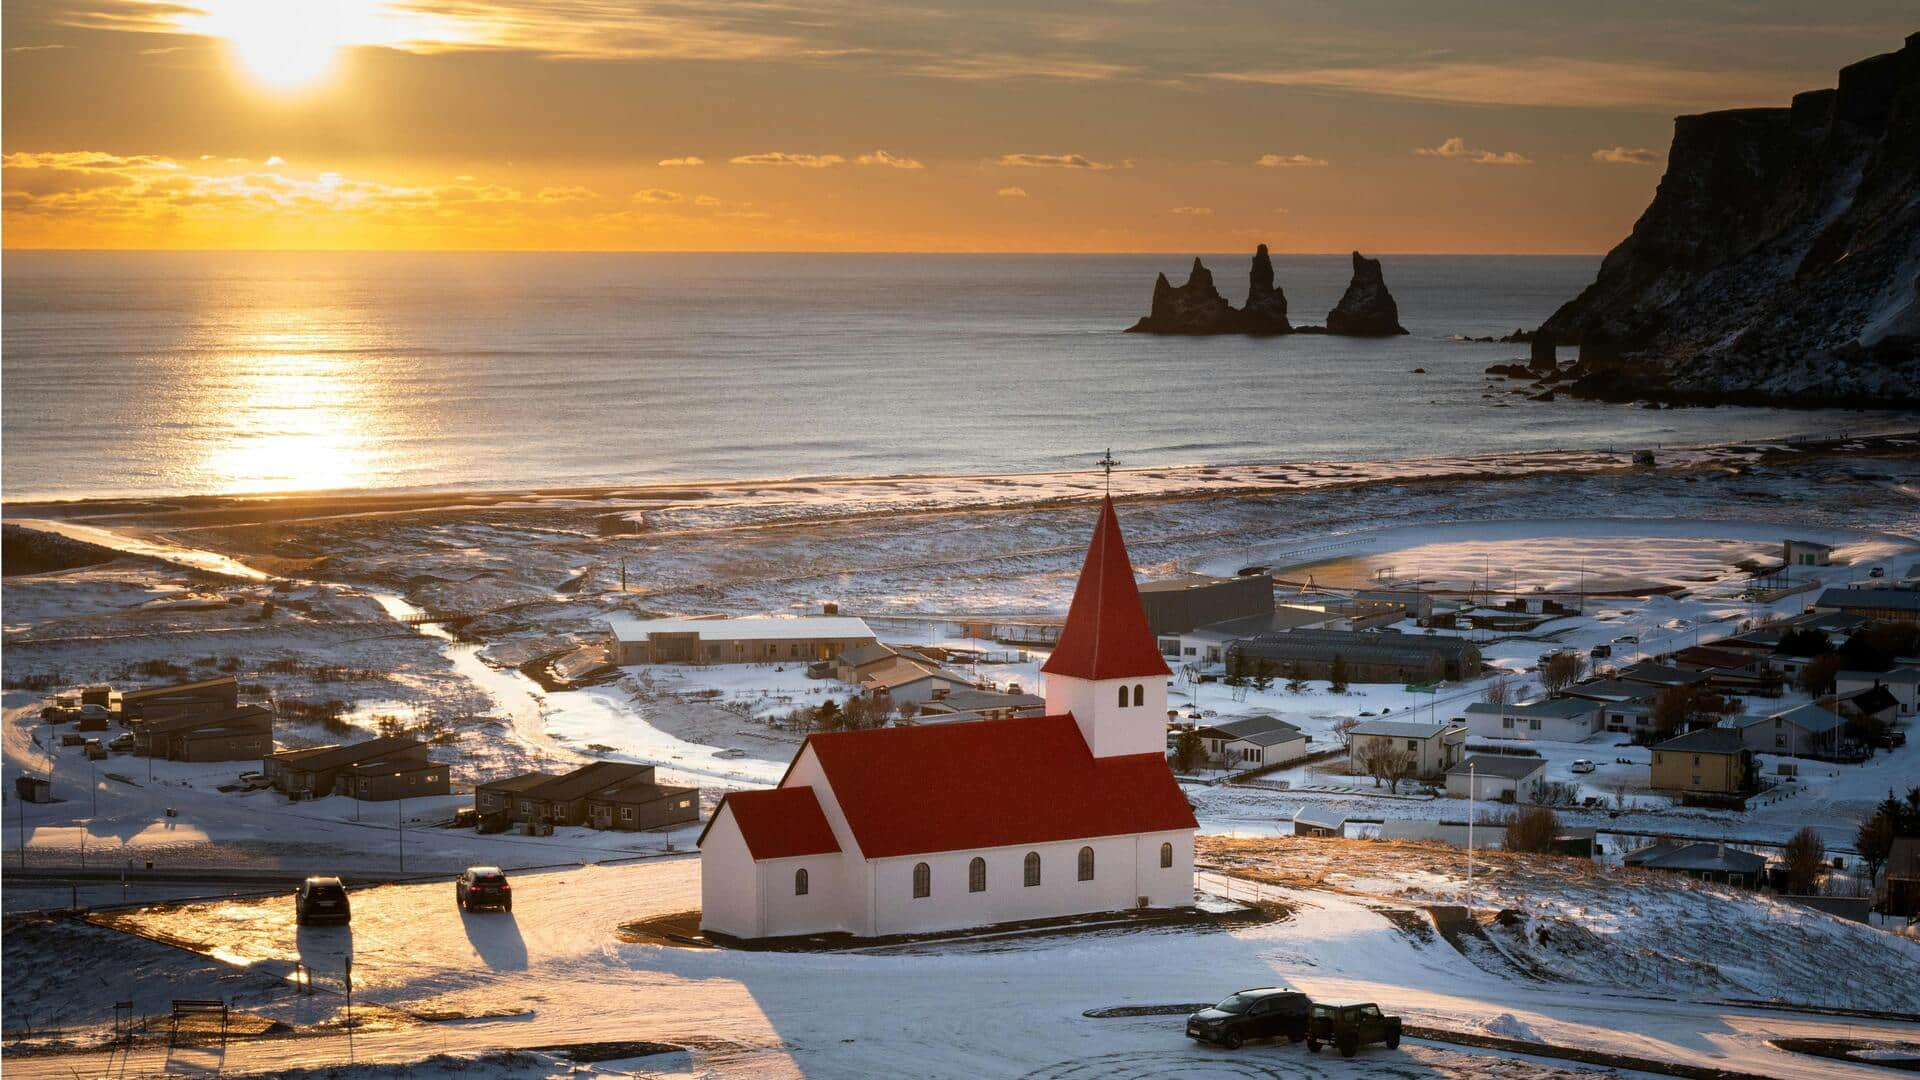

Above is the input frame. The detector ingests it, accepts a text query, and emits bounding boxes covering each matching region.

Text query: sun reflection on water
[194,317,384,494]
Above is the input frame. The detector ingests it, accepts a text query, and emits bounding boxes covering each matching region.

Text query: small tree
[1783,827,1827,894]
[813,697,842,732]
[1252,660,1275,692]
[1650,685,1696,739]
[1857,810,1896,886]
[1330,715,1362,747]
[1540,652,1586,695]
[1172,730,1204,774]
[1504,806,1561,853]
[1285,662,1307,693]
[1481,678,1511,706]
[1797,653,1844,698]
[1369,745,1417,794]
[1328,655,1350,694]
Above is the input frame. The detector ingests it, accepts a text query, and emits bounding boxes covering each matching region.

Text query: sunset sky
[3,1,1911,252]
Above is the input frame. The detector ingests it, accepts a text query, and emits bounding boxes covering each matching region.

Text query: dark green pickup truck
[1305,1001,1402,1057]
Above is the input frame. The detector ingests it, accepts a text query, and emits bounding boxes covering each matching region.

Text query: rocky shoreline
[1126,245,1407,336]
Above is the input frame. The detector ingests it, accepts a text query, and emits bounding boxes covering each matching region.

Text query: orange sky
[3,1,1910,253]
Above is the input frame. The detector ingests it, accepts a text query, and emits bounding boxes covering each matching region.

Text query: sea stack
[1126,257,1240,334]
[1239,244,1291,334]
[1324,251,1408,336]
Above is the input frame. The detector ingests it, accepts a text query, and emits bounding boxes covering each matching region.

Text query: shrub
[1504,806,1561,853]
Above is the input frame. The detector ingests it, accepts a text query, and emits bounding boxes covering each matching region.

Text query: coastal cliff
[1538,33,1920,405]
[1127,245,1403,336]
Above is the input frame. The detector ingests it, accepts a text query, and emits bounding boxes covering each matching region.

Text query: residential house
[1193,715,1310,770]
[1347,719,1466,780]
[1463,698,1603,742]
[604,614,878,665]
[1837,667,1919,719]
[1730,703,1847,758]
[118,675,239,723]
[134,704,273,761]
[266,735,443,800]
[1445,755,1547,803]
[857,656,973,705]
[1617,662,1710,691]
[1783,539,1834,567]
[833,642,901,684]
[1650,728,1752,795]
[914,689,1046,721]
[1837,684,1900,728]
[1625,840,1768,888]
[475,771,556,823]
[1813,587,1920,624]
[584,773,701,832]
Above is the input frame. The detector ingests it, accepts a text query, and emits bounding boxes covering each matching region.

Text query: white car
[237,771,272,789]
[1570,759,1597,774]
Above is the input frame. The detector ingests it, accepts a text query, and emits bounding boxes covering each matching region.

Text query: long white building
[698,498,1198,939]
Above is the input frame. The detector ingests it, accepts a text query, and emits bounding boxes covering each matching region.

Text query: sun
[209,2,348,91]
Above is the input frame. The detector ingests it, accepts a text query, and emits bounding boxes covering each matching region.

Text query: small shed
[1445,755,1547,803]
[1783,539,1834,567]
[14,775,54,804]
[1292,808,1346,838]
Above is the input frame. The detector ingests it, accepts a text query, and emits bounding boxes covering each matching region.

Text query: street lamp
[1466,760,1476,909]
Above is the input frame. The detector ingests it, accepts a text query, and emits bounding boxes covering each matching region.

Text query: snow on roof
[1817,587,1920,612]
[704,786,841,860]
[1293,808,1345,831]
[1465,698,1599,719]
[1448,754,1545,779]
[1562,679,1660,703]
[800,713,1196,859]
[1653,727,1746,754]
[603,614,875,643]
[1041,498,1173,683]
[1618,661,1710,687]
[1840,667,1920,686]
[1348,718,1459,739]
[1763,703,1846,734]
[1634,842,1767,875]
[1203,715,1304,746]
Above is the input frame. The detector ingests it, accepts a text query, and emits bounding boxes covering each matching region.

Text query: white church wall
[698,808,762,937]
[756,852,849,937]
[1044,673,1169,758]
[867,829,1193,936]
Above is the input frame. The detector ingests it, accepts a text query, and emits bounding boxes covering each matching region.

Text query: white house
[1731,703,1847,757]
[1193,715,1310,770]
[605,614,876,666]
[1445,755,1547,803]
[1837,667,1919,719]
[1346,718,1466,780]
[698,498,1197,940]
[1463,698,1603,742]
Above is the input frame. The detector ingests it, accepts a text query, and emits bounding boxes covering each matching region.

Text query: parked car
[1870,566,1885,578]
[41,699,78,723]
[295,876,351,926]
[107,732,136,752]
[1306,1002,1402,1057]
[83,739,108,760]
[237,771,271,790]
[1186,987,1312,1049]
[712,748,747,760]
[1615,634,1639,644]
[1589,644,1612,659]
[1570,759,1596,774]
[75,704,112,730]
[455,866,513,912]
[59,732,88,747]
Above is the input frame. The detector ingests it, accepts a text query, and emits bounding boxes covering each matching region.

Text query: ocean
[3,251,1907,501]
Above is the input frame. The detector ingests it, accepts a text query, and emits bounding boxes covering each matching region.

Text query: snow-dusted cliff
[1540,33,1920,405]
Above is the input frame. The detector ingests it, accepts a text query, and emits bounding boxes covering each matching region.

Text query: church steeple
[1042,497,1171,682]
[1043,497,1172,758]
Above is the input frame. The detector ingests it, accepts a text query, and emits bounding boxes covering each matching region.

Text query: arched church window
[1160,842,1173,868]
[912,862,930,898]
[1024,851,1041,887]
[795,868,809,895]
[1133,683,1145,707]
[1078,846,1095,881]
[1117,685,1128,708]
[969,857,986,892]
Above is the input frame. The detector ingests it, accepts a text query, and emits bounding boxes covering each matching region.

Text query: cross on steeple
[1096,448,1119,494]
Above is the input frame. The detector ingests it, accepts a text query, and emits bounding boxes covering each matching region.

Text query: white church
[698,497,1198,939]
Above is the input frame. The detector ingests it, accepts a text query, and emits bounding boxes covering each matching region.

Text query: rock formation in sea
[1324,252,1408,337]
[1239,244,1291,334]
[1127,257,1241,334]
[1536,33,1920,406]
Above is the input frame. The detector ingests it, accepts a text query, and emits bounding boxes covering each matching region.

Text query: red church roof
[796,714,1196,859]
[700,786,841,859]
[1041,498,1173,681]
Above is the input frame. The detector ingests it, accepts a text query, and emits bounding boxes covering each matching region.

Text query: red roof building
[1041,498,1173,682]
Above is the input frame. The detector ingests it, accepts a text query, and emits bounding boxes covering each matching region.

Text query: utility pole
[16,792,25,868]
[397,795,405,872]
[1466,760,1476,909]
[620,559,627,592]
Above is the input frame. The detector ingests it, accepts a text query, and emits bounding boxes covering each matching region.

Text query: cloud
[1209,58,1808,114]
[856,149,924,170]
[1169,206,1212,215]
[1415,137,1532,166]
[658,157,705,167]
[1591,146,1661,165]
[995,153,1113,170]
[9,44,68,52]
[1255,153,1328,168]
[265,155,286,166]
[633,188,684,204]
[910,53,1136,82]
[996,186,1028,198]
[729,152,846,168]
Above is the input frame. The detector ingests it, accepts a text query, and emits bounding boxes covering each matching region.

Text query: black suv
[1306,1001,1402,1057]
[1187,987,1313,1049]
[294,876,351,926]
[455,866,513,912]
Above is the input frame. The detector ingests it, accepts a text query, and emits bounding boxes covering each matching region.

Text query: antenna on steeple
[1096,448,1119,495]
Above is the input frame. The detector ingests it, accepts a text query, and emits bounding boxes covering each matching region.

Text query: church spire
[1041,497,1172,682]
